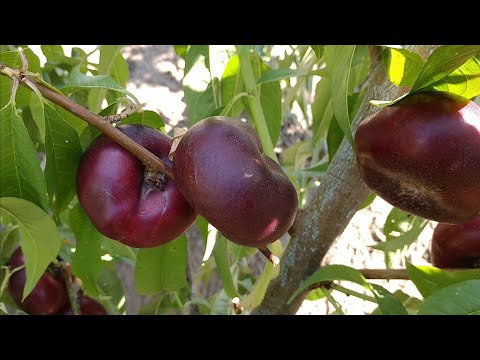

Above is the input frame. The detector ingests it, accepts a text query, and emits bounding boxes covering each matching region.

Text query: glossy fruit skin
[57,295,108,315]
[7,248,68,315]
[77,124,198,248]
[431,218,480,268]
[355,91,480,224]
[172,117,298,247]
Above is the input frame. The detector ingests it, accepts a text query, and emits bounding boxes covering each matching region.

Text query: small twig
[320,287,345,315]
[53,261,80,315]
[0,61,174,180]
[173,291,187,315]
[258,246,280,267]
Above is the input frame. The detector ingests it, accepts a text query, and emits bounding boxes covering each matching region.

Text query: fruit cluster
[77,118,298,249]
[7,248,106,315]
[355,91,480,268]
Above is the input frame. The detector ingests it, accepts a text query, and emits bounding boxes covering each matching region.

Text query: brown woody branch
[0,63,174,179]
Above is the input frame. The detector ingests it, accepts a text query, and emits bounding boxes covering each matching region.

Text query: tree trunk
[252,45,440,315]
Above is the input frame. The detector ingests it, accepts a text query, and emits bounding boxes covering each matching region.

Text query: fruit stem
[258,246,280,267]
[0,61,174,180]
[236,46,278,163]
[56,262,81,315]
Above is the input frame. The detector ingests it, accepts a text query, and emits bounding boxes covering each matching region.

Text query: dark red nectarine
[431,218,480,268]
[8,248,68,315]
[172,117,298,247]
[355,91,480,224]
[77,125,198,248]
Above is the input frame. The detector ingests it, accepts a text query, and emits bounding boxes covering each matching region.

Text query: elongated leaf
[44,104,83,215]
[370,283,408,315]
[325,45,356,147]
[183,46,215,125]
[288,264,370,303]
[419,279,480,315]
[213,234,239,298]
[348,45,370,93]
[406,262,480,298]
[429,55,480,99]
[411,45,480,93]
[120,110,165,131]
[220,55,245,117]
[243,53,282,146]
[0,197,60,300]
[69,203,102,297]
[41,45,81,66]
[312,77,331,139]
[135,234,188,294]
[382,47,425,87]
[258,69,305,84]
[0,49,42,109]
[242,241,283,311]
[29,92,45,142]
[373,216,428,252]
[173,45,188,59]
[311,45,325,60]
[0,104,48,211]
[62,70,135,103]
[88,46,126,113]
[51,104,88,136]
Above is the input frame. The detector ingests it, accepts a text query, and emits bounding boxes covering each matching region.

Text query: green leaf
[101,237,138,262]
[0,197,60,300]
[359,192,376,210]
[411,45,480,93]
[406,262,480,298]
[213,234,239,299]
[69,204,102,297]
[96,262,125,314]
[0,104,48,211]
[242,241,283,311]
[41,45,81,67]
[51,105,88,136]
[419,279,480,315]
[306,288,326,301]
[348,45,370,93]
[62,70,135,102]
[311,45,325,60]
[283,141,312,170]
[257,69,305,84]
[88,46,127,113]
[259,80,282,146]
[183,46,215,126]
[288,264,370,304]
[382,47,425,87]
[135,234,188,294]
[20,107,42,146]
[429,55,480,99]
[325,45,356,147]
[0,49,42,109]
[373,213,428,252]
[29,92,45,142]
[173,45,188,59]
[120,110,165,131]
[44,104,83,215]
[369,283,408,315]
[220,55,245,117]
[311,77,331,140]
[243,53,282,146]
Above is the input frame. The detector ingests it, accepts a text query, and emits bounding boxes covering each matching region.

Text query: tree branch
[252,45,441,315]
[0,63,174,179]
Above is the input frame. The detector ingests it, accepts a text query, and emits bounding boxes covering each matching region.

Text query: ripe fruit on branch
[172,117,298,247]
[431,218,480,268]
[355,91,480,224]
[77,125,198,248]
[7,248,68,315]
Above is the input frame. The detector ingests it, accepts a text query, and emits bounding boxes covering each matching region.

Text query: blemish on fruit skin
[95,186,117,200]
